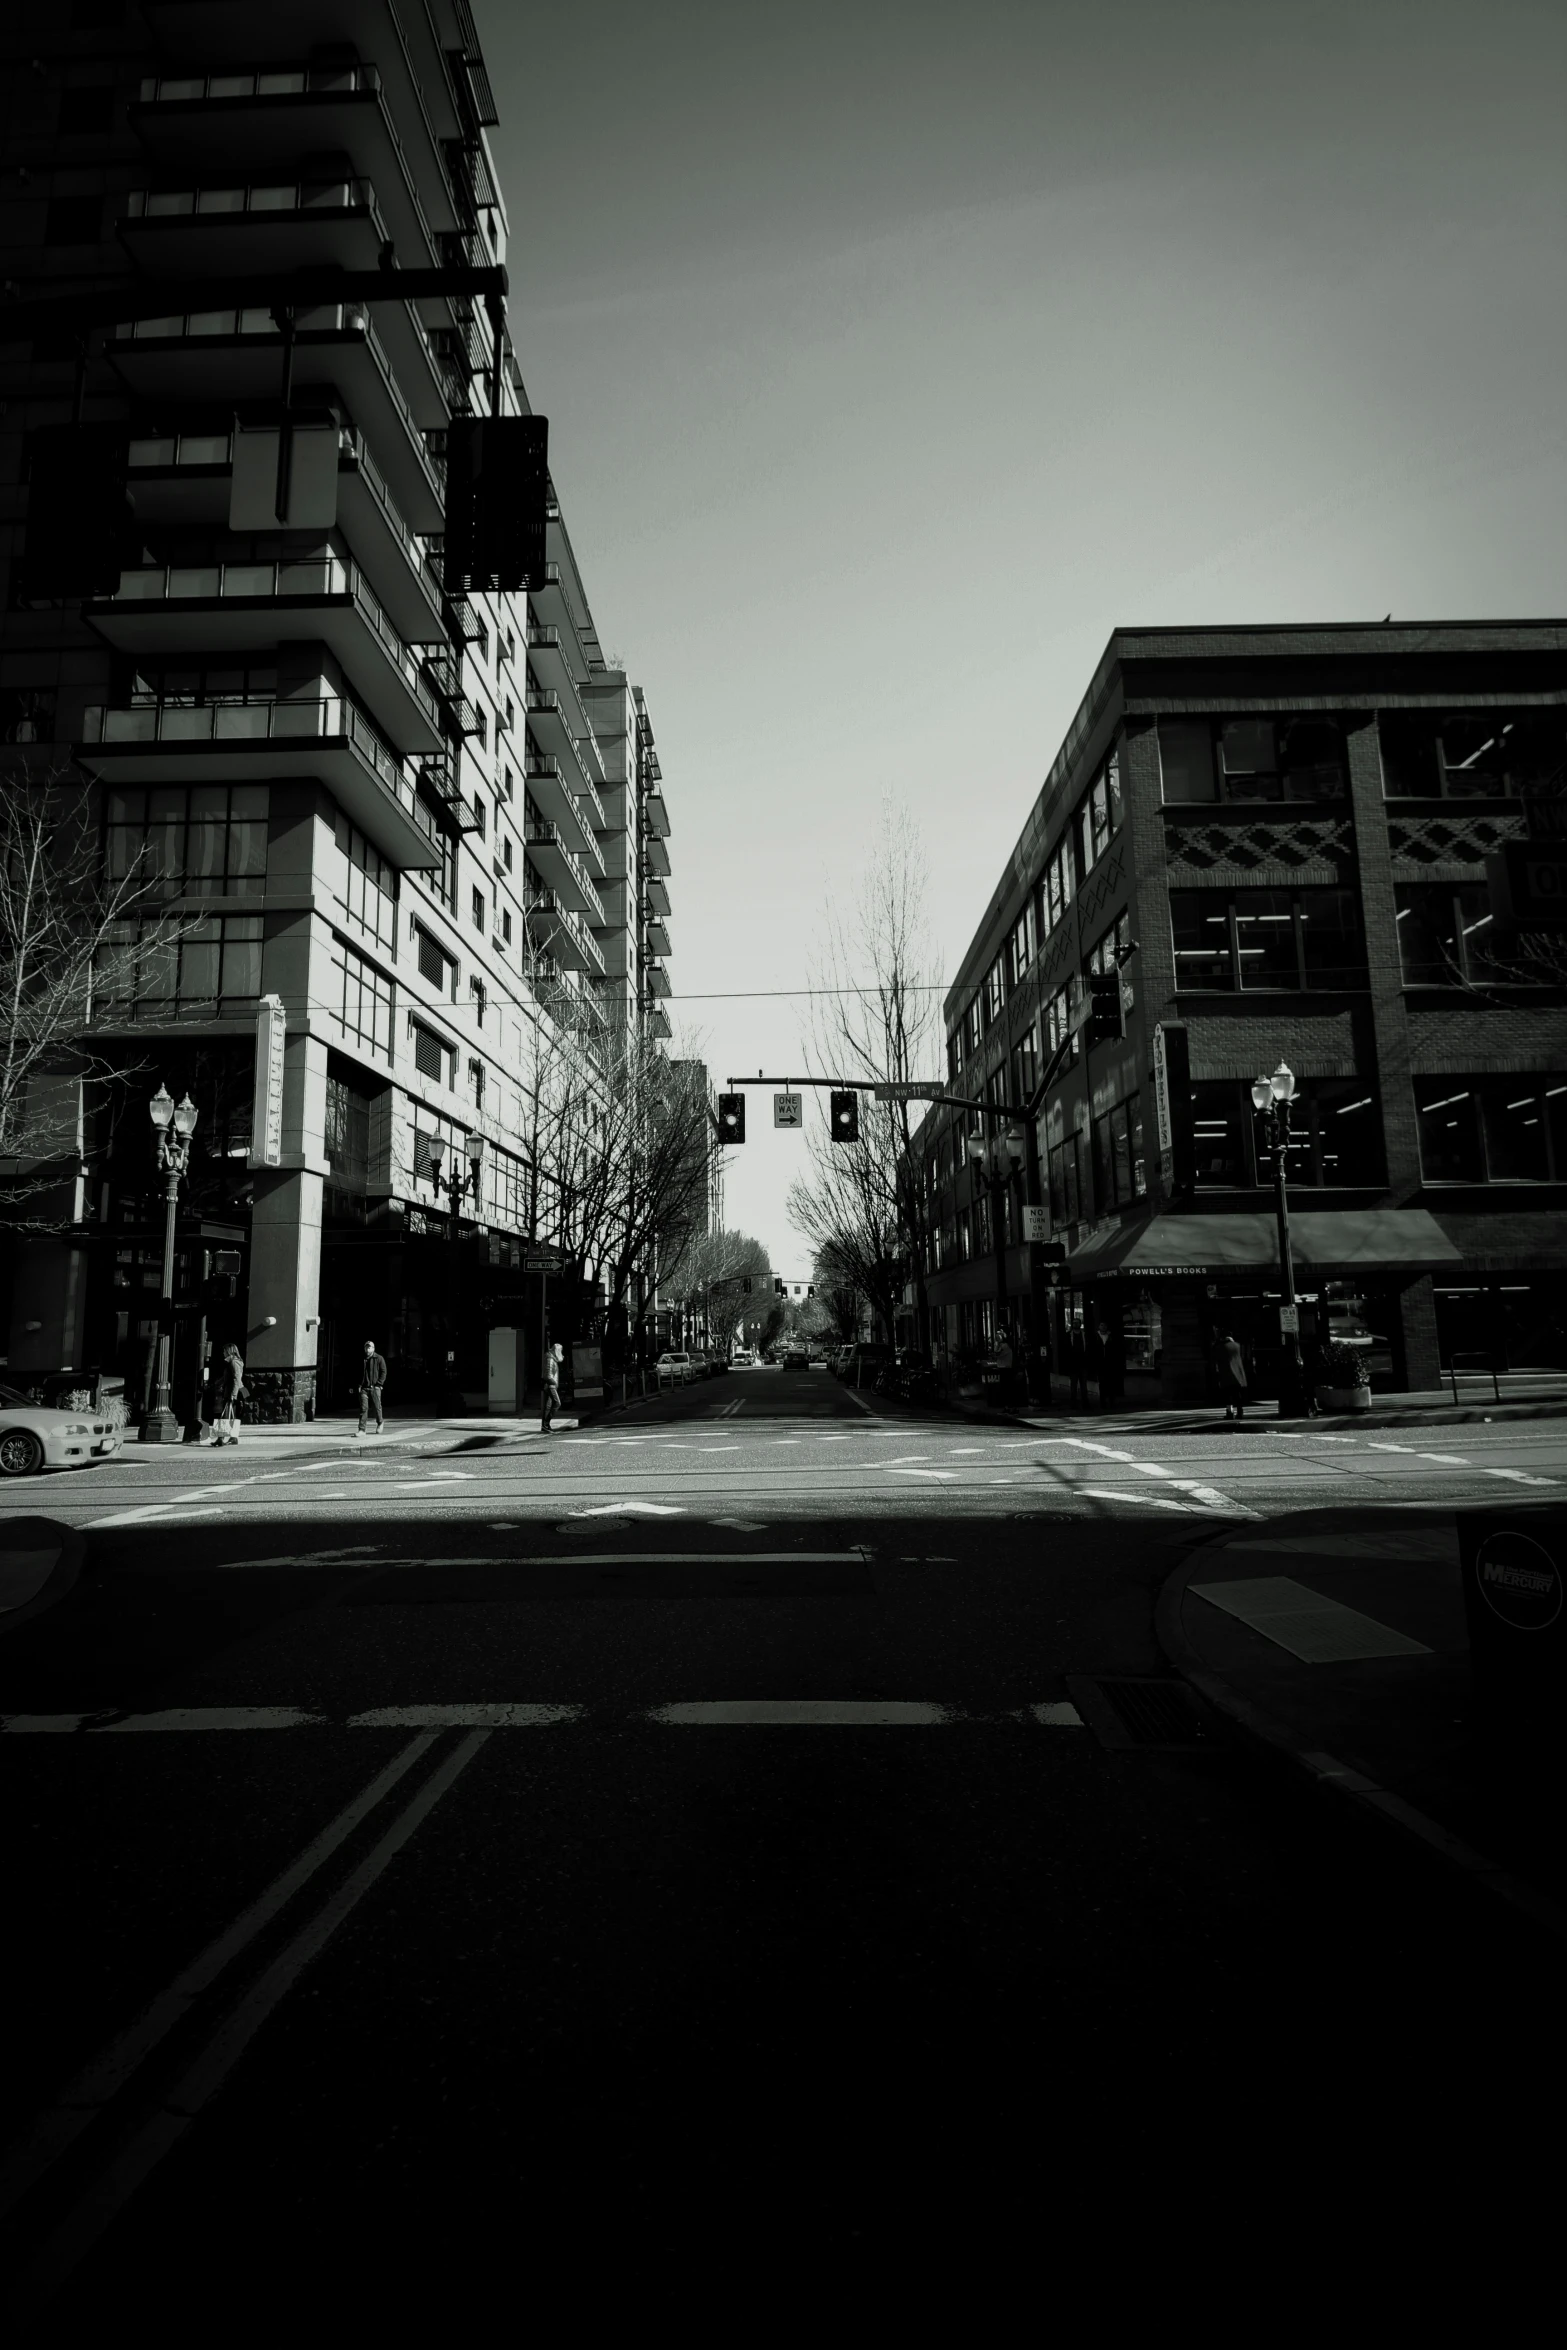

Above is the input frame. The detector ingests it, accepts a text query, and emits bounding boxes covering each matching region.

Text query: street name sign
[524,1245,568,1272]
[248,993,286,1169]
[773,1093,803,1128]
[873,1082,949,1103]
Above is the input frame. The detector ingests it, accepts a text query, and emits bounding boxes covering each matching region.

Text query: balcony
[644,919,671,960]
[645,1004,672,1041]
[130,57,453,261]
[643,832,671,880]
[643,787,670,839]
[644,875,671,919]
[525,892,604,977]
[523,820,605,923]
[89,560,443,756]
[528,566,594,675]
[79,696,440,871]
[522,756,595,859]
[111,304,445,530]
[120,180,451,428]
[645,962,672,999]
[416,750,482,835]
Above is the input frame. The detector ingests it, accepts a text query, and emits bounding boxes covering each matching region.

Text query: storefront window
[1379,709,1567,799]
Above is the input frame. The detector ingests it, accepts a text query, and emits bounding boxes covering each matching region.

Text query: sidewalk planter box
[1314,1384,1371,1412]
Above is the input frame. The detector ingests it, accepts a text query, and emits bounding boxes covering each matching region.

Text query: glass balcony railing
[107,558,440,728]
[81,697,412,806]
[125,177,377,221]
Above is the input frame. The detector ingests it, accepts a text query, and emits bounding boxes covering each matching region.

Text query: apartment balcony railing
[644,875,671,919]
[644,919,671,961]
[643,831,671,880]
[643,787,671,840]
[523,819,605,925]
[112,302,446,531]
[94,557,443,754]
[79,696,438,872]
[645,961,672,999]
[525,891,605,977]
[131,59,453,265]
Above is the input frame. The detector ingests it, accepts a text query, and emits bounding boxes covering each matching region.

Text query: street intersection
[2,1367,1564,2321]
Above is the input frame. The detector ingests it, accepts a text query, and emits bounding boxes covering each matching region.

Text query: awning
[1066,1208,1464,1281]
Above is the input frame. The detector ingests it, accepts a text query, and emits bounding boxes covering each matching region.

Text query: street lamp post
[1250,1061,1311,1419]
[140,1084,199,1443]
[425,1138,480,1397]
[968,1122,1026,1383]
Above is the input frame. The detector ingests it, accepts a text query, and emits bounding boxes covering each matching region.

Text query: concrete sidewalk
[1157,1507,1567,1941]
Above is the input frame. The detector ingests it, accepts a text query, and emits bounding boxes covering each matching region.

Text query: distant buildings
[916,623,1567,1403]
[0,3,672,1414]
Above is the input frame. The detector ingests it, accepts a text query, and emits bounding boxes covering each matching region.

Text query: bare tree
[0,766,191,1224]
[786,795,943,1343]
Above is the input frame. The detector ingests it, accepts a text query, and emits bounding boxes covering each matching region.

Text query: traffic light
[807,1284,815,1297]
[774,1277,786,1295]
[1087,973,1123,1049]
[21,423,141,601]
[443,415,549,593]
[830,1089,859,1143]
[718,1093,745,1143]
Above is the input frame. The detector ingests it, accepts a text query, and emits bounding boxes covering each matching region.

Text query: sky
[481,0,1567,1272]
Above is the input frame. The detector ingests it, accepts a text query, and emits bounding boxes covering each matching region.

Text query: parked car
[656,1351,694,1386]
[844,1343,893,1389]
[0,1383,123,1478]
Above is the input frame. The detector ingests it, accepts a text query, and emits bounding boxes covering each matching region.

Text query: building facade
[0,1,672,1417]
[918,623,1567,1405]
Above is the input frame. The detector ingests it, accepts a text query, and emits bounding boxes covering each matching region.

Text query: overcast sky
[481,0,1567,1272]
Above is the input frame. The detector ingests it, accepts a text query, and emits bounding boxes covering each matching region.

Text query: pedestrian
[358,1338,388,1435]
[1067,1321,1089,1410]
[211,1343,245,1445]
[541,1336,564,1432]
[1219,1329,1248,1420]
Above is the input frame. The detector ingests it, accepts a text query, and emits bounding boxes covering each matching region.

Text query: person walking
[211,1343,245,1445]
[357,1339,388,1434]
[541,1336,564,1433]
[1067,1321,1089,1411]
[1219,1329,1248,1420]
[1097,1316,1126,1410]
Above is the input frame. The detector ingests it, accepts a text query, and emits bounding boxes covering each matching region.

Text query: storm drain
[1066,1676,1215,1751]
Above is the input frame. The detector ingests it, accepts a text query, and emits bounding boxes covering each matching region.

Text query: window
[105,784,268,900]
[962,998,982,1061]
[1011,1023,1038,1107]
[1380,711,1567,800]
[1394,884,1501,986]
[127,661,278,708]
[411,1020,446,1083]
[485,1140,530,1229]
[472,795,486,836]
[323,1075,371,1196]
[1092,1094,1146,1210]
[1086,909,1131,979]
[1189,1081,1248,1186]
[1417,1077,1567,1184]
[501,907,512,945]
[414,924,453,994]
[412,792,457,910]
[1160,716,1348,803]
[1043,982,1077,1065]
[1038,835,1075,938]
[1048,1134,1085,1225]
[1076,751,1122,875]
[502,835,513,872]
[471,886,485,931]
[1169,890,1366,992]
[332,938,393,1061]
[1188,1079,1385,1187]
[468,1058,485,1109]
[1007,902,1034,987]
[982,956,1005,1027]
[96,913,262,1019]
[327,809,395,953]
[470,976,486,1026]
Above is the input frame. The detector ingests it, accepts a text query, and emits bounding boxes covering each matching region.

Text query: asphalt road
[2,1368,1563,2321]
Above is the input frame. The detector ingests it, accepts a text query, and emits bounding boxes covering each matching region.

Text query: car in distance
[656,1351,694,1386]
[780,1343,809,1370]
[0,1384,124,1477]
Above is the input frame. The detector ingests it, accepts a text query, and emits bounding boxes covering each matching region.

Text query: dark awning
[1066,1208,1464,1281]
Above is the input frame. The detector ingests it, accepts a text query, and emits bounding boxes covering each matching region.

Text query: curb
[1154,1543,1567,1947]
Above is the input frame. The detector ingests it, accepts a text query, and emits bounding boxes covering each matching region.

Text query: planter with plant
[1313,1340,1372,1412]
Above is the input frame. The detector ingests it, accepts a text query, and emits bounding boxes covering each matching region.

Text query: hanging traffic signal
[774,1277,786,1294]
[21,423,141,601]
[1087,973,1123,1049]
[443,414,549,593]
[830,1090,859,1143]
[718,1093,745,1143]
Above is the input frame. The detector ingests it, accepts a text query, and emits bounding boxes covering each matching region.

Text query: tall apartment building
[917,623,1567,1405]
[0,2,673,1417]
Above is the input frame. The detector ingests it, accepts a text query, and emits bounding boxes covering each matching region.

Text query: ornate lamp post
[1250,1060,1310,1418]
[967,1123,1026,1371]
[140,1084,198,1443]
[424,1136,480,1393]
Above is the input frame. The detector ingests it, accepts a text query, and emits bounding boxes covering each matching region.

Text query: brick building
[915,622,1567,1405]
[0,2,672,1418]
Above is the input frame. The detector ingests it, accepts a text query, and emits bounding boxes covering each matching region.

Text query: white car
[0,1384,123,1477]
[656,1351,694,1386]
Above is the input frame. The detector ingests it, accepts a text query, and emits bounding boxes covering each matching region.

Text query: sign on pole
[1021,1204,1050,1244]
[524,1243,568,1273]
[773,1093,803,1129]
[872,1082,950,1104]
[1152,1022,1191,1189]
[249,993,286,1168]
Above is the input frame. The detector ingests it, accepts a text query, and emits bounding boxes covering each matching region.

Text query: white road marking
[347,1704,580,1727]
[96,1707,328,1733]
[879,1456,933,1467]
[650,1699,951,1726]
[710,1516,769,1530]
[1032,1701,1086,1728]
[1078,1487,1189,1510]
[1483,1467,1557,1485]
[569,1500,684,1517]
[1419,1454,1471,1466]
[2,1715,92,1734]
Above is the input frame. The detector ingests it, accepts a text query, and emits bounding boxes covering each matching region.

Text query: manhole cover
[1066,1676,1213,1750]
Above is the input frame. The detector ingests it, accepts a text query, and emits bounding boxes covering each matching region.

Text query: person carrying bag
[212,1344,245,1445]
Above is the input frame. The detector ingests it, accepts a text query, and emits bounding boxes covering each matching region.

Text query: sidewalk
[1156,1507,1567,1942]
[184,1414,577,1448]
